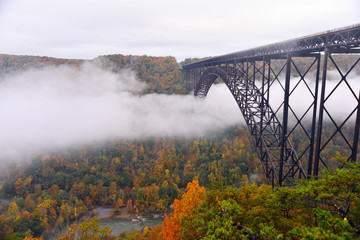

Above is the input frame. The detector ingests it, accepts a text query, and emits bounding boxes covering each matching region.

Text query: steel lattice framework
[183,24,360,186]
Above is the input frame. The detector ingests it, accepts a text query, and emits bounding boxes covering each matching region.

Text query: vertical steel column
[194,68,199,92]
[194,69,196,91]
[186,70,190,90]
[233,60,237,80]
[260,57,267,182]
[279,53,292,186]
[351,90,360,162]
[267,60,271,105]
[307,54,321,176]
[314,48,330,177]
[246,60,249,116]
[253,61,257,140]
[267,59,272,184]
[187,70,192,93]
[253,60,256,87]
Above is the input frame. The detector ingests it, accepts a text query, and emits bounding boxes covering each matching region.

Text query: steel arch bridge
[183,24,360,186]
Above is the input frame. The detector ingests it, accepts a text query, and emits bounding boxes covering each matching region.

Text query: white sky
[0,0,359,61]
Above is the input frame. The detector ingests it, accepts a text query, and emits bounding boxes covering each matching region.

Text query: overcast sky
[0,0,359,61]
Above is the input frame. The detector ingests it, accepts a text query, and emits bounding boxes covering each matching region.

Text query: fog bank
[0,63,243,161]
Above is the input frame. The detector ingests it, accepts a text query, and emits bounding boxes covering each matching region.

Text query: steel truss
[183,24,360,186]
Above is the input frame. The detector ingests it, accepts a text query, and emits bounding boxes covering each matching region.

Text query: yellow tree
[23,237,43,240]
[48,184,60,199]
[109,182,117,204]
[8,202,19,216]
[15,177,32,197]
[161,180,205,240]
[58,217,112,240]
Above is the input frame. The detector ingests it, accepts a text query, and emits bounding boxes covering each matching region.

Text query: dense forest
[124,159,360,240]
[0,53,359,239]
[0,54,190,95]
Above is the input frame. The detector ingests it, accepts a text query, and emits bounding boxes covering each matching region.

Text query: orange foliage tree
[161,180,205,240]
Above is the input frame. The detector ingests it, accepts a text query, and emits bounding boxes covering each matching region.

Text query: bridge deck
[183,24,360,70]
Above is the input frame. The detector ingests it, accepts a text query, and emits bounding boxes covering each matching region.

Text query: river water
[99,217,163,236]
[47,217,163,239]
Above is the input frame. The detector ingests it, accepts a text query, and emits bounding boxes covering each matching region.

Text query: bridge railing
[182,24,360,70]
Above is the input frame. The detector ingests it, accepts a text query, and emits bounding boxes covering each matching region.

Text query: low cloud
[0,63,242,162]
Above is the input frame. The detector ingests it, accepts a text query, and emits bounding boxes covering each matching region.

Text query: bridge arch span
[194,66,231,98]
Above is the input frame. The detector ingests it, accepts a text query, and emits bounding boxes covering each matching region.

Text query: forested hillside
[121,160,360,239]
[0,54,190,95]
[0,54,256,239]
[0,126,263,239]
[0,54,359,239]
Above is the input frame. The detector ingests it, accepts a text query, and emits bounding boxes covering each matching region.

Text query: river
[98,217,163,236]
[46,207,163,239]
